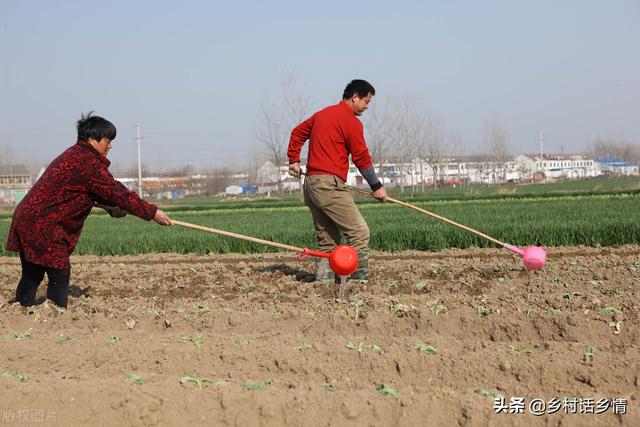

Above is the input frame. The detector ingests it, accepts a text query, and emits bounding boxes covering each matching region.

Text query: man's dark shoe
[349,251,369,280]
[314,258,335,283]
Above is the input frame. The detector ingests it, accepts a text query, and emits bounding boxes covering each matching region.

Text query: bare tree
[419,112,446,191]
[387,94,422,193]
[203,167,236,195]
[447,133,465,189]
[1,145,14,166]
[482,120,510,185]
[588,137,640,163]
[281,68,312,127]
[364,103,391,185]
[255,69,312,198]
[255,96,287,195]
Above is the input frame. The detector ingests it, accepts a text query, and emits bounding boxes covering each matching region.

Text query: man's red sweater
[288,101,374,182]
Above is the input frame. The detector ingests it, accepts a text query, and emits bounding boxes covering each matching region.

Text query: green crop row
[0,194,638,256]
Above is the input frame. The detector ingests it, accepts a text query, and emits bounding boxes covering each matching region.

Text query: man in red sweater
[6,113,172,309]
[288,79,387,282]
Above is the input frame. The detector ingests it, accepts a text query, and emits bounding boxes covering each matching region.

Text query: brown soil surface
[1,246,639,426]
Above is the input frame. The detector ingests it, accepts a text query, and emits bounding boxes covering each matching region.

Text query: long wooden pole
[171,220,305,252]
[348,186,506,246]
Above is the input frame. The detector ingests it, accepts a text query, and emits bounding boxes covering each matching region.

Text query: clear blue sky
[1,0,638,171]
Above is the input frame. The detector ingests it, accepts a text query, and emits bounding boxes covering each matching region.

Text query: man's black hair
[77,112,116,141]
[342,79,375,100]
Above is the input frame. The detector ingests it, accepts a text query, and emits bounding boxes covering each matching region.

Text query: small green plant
[415,282,428,292]
[234,336,254,347]
[599,307,623,314]
[371,344,383,354]
[477,306,491,317]
[149,308,164,318]
[54,336,72,345]
[507,345,535,355]
[550,278,565,287]
[389,303,414,314]
[345,341,363,352]
[432,304,446,316]
[180,334,204,348]
[125,373,144,385]
[5,329,32,341]
[26,307,35,315]
[0,371,29,383]
[349,300,365,320]
[473,388,502,399]
[519,308,535,316]
[562,291,582,301]
[298,342,313,351]
[322,383,335,392]
[376,383,400,398]
[458,278,473,289]
[414,343,438,355]
[194,304,210,314]
[242,379,272,391]
[583,346,597,361]
[107,335,120,346]
[545,307,562,314]
[180,374,211,389]
[213,380,230,386]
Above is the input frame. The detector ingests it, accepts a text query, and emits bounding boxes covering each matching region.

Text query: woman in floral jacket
[6,113,172,308]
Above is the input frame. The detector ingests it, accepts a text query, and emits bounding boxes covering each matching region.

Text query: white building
[225,184,244,195]
[0,164,32,204]
[256,161,301,194]
[594,159,640,176]
[515,154,598,181]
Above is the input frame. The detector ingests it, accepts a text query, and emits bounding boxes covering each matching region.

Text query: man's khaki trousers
[303,174,370,254]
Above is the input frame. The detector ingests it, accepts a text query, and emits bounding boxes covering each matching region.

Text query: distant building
[256,161,300,193]
[515,154,598,181]
[225,184,243,195]
[0,164,32,204]
[594,159,640,176]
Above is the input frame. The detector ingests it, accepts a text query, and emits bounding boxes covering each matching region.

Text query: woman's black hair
[77,112,117,141]
[342,79,375,100]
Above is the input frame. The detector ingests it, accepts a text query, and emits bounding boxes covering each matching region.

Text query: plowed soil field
[1,245,638,426]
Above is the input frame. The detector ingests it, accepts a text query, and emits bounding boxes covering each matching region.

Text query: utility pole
[538,129,545,176]
[538,129,544,160]
[135,124,143,195]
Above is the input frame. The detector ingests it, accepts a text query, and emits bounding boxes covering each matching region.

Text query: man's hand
[288,162,301,178]
[372,187,388,202]
[153,209,172,226]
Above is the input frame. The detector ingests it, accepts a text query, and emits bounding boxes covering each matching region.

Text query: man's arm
[288,115,314,165]
[359,166,388,202]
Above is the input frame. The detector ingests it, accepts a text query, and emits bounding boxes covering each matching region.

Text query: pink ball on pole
[522,246,547,270]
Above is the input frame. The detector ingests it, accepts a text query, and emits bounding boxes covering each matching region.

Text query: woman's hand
[153,209,172,225]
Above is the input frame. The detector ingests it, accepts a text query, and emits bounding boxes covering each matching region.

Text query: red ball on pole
[329,245,359,276]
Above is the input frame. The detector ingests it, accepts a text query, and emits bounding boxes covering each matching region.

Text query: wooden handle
[171,220,305,253]
[348,186,505,247]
